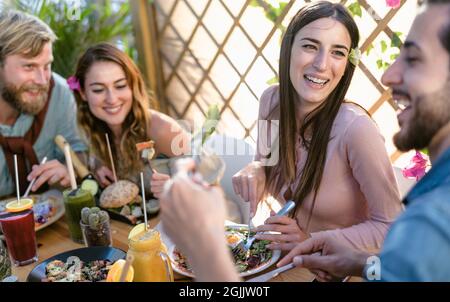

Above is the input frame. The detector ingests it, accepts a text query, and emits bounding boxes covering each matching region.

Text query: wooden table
[12,215,319,282]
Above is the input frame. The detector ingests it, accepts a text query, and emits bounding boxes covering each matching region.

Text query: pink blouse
[256,85,403,253]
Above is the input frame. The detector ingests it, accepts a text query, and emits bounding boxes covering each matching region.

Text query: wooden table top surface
[11,215,321,282]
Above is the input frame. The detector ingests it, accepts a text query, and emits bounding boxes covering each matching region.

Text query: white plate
[167,224,281,278]
[0,190,65,234]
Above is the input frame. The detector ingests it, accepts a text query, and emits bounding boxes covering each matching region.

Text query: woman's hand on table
[27,159,70,192]
[150,171,170,199]
[254,211,310,250]
[95,166,115,188]
[232,161,266,217]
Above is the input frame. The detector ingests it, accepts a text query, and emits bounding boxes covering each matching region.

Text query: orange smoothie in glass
[127,227,173,282]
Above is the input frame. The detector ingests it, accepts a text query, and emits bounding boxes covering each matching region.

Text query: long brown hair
[73,42,151,178]
[264,1,360,229]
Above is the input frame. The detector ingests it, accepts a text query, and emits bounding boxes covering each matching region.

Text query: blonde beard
[1,83,48,115]
[18,91,48,115]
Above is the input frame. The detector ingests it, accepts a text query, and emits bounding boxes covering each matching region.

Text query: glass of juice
[63,189,95,243]
[127,228,173,282]
[0,198,38,266]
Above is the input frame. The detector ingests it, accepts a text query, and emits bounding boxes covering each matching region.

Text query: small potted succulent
[80,207,113,247]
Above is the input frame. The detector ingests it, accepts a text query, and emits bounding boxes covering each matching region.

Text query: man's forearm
[192,250,240,281]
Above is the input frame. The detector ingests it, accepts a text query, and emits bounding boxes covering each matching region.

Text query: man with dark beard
[0,10,86,198]
[157,0,450,282]
[276,0,450,281]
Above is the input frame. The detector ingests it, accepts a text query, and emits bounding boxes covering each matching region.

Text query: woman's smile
[103,103,123,115]
[303,74,330,89]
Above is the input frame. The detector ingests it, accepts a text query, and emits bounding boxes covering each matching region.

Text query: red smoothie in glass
[0,209,38,266]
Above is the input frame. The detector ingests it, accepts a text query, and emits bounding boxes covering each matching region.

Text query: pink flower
[402,151,428,181]
[386,0,401,9]
[67,76,80,91]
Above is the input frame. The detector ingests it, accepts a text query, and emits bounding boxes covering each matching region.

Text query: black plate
[102,206,159,225]
[27,246,126,282]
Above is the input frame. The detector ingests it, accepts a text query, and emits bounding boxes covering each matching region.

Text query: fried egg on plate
[225,231,246,249]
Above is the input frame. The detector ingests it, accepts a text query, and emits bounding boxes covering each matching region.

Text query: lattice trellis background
[137,0,418,166]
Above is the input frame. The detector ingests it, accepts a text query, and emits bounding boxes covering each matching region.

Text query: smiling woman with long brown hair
[232,1,403,260]
[71,43,190,193]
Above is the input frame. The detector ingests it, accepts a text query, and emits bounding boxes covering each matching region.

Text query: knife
[245,263,295,282]
[245,250,322,282]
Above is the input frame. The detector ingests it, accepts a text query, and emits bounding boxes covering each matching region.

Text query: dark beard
[394,78,450,151]
[1,82,48,115]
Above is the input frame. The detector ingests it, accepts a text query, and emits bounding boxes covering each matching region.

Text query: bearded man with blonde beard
[0,10,86,197]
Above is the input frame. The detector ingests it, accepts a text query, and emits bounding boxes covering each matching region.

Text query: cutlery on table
[23,156,48,198]
[232,200,296,255]
[245,263,295,282]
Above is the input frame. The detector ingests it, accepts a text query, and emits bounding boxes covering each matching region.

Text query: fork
[23,156,47,198]
[245,215,252,250]
[231,218,253,257]
[232,200,296,255]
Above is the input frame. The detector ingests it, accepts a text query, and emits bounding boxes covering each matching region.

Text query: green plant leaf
[347,2,362,18]
[278,2,288,15]
[249,0,260,8]
[266,9,278,23]
[381,40,387,53]
[391,32,403,49]
[366,43,374,56]
[197,104,221,145]
[250,0,288,24]
[266,76,279,85]
[104,0,112,18]
[13,0,135,79]
[390,53,400,61]
[376,59,383,69]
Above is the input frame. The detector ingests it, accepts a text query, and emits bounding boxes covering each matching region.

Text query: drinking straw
[13,154,20,205]
[105,133,117,183]
[63,143,77,190]
[23,157,48,198]
[140,172,148,231]
[119,254,134,282]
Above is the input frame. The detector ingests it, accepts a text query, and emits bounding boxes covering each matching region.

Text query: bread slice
[100,180,139,208]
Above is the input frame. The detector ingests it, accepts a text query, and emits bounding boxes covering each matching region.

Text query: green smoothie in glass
[63,189,95,243]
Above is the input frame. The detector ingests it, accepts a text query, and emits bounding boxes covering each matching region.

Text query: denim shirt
[0,73,87,198]
[378,147,450,281]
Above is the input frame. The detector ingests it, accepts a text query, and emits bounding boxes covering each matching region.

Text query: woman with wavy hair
[71,42,190,193]
[232,1,403,262]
